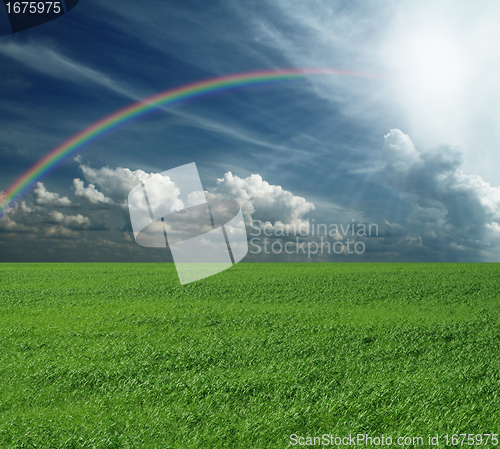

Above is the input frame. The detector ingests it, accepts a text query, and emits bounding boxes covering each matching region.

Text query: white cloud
[76,160,315,238]
[381,129,420,174]
[382,129,500,253]
[47,211,91,230]
[76,161,185,215]
[209,171,315,230]
[43,225,79,239]
[0,200,39,233]
[0,193,105,237]
[33,182,72,207]
[0,215,38,233]
[77,161,152,200]
[72,179,114,205]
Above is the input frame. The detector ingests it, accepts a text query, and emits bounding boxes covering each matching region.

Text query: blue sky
[1,0,500,262]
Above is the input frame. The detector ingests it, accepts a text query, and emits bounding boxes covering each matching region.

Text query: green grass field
[1,263,500,448]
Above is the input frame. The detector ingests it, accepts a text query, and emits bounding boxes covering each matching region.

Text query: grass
[0,263,500,448]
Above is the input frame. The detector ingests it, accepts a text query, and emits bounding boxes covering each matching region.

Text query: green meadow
[1,263,500,448]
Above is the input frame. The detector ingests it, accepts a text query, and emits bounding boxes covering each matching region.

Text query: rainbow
[0,68,383,218]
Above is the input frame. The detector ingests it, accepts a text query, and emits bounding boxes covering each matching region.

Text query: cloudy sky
[1,0,500,263]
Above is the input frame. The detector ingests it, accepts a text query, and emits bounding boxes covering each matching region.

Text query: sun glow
[382,25,472,149]
[404,35,465,100]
